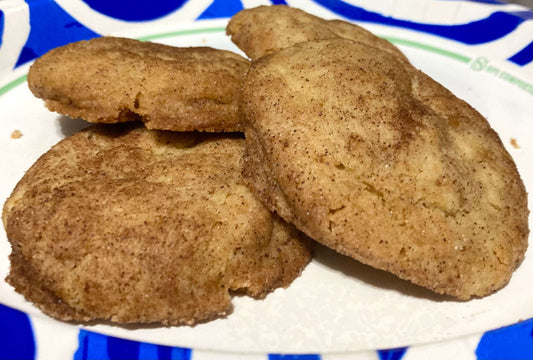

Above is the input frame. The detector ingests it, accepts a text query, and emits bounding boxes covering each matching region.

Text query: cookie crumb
[510,138,520,149]
[11,130,23,139]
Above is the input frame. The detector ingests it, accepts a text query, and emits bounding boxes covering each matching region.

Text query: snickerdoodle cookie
[28,37,249,131]
[226,5,407,62]
[3,124,311,325]
[240,38,528,299]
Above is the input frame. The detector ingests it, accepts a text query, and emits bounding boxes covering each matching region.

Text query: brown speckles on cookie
[2,124,311,325]
[240,38,528,300]
[27,37,250,132]
[227,5,408,62]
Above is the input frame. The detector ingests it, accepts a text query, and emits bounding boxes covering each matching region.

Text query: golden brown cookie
[3,123,311,325]
[240,38,528,300]
[226,5,407,61]
[27,37,249,132]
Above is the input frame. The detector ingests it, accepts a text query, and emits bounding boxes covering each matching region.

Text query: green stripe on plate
[382,36,471,63]
[138,27,226,42]
[0,75,27,97]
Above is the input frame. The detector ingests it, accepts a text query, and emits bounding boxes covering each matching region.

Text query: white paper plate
[1,1,532,359]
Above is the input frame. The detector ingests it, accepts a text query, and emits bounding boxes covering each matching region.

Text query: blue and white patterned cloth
[1,0,532,71]
[0,1,532,359]
[1,303,532,359]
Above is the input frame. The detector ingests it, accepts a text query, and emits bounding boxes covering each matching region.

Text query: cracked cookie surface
[3,124,311,325]
[226,5,408,62]
[241,39,528,299]
[28,37,249,132]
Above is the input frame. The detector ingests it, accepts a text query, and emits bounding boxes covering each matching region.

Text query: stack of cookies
[2,6,528,326]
